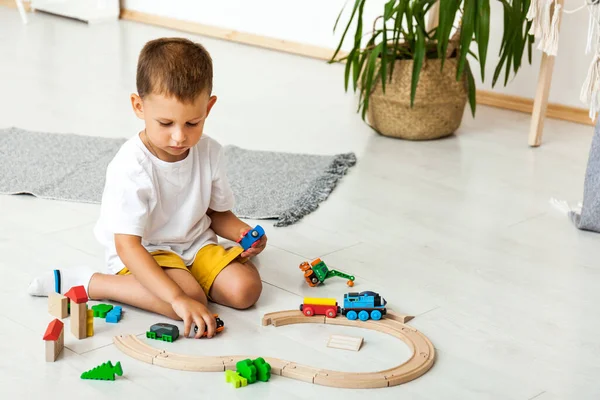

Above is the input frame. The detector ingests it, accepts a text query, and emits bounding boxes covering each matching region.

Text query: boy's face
[131,90,217,162]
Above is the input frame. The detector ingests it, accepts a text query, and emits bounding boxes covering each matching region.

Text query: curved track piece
[113,310,434,389]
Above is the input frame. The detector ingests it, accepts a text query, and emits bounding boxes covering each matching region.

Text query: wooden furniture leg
[528,0,564,147]
[427,1,440,33]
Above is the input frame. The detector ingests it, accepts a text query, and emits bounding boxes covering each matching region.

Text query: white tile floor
[1,6,599,400]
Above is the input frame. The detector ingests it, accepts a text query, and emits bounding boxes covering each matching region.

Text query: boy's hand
[239,227,267,258]
[171,294,217,339]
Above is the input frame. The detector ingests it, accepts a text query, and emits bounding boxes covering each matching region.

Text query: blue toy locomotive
[341,291,387,321]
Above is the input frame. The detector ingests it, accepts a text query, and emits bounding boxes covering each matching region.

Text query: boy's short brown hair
[136,37,213,102]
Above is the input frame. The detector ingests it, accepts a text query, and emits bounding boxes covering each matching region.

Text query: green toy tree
[81,361,123,381]
[91,304,113,318]
[235,357,271,385]
[253,357,271,382]
[236,359,257,384]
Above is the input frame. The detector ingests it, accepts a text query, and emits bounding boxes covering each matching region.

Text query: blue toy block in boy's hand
[237,225,265,251]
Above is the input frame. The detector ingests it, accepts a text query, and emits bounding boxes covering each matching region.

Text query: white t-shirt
[93,133,235,274]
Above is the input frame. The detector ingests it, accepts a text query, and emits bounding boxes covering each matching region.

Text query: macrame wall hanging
[527,0,600,119]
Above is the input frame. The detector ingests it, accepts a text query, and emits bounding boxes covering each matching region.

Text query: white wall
[473,1,593,109]
[123,0,388,51]
[123,0,594,109]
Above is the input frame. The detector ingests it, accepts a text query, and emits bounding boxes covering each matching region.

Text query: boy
[28,37,266,339]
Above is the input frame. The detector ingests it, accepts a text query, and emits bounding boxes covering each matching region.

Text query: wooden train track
[113,310,435,389]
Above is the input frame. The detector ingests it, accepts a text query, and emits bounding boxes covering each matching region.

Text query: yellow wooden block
[86,309,94,337]
[303,297,337,306]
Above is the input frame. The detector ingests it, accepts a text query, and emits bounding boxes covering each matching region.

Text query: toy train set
[43,224,436,389]
[300,291,387,321]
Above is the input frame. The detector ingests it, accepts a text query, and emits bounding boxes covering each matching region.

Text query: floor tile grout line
[416,306,441,317]
[267,243,312,259]
[507,212,547,228]
[528,390,546,400]
[317,241,363,258]
[77,341,119,355]
[261,280,304,298]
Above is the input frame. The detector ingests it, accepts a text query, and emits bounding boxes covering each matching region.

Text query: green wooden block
[253,357,271,382]
[91,304,113,318]
[236,359,257,384]
[81,361,123,381]
[225,370,248,388]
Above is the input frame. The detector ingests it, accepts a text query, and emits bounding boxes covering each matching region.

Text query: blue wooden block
[238,225,265,251]
[106,307,122,323]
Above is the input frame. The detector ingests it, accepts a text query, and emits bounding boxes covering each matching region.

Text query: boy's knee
[229,276,262,310]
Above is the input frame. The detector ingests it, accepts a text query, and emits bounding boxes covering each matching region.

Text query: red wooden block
[65,285,88,304]
[43,319,64,341]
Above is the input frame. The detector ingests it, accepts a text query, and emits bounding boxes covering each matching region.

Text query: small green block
[81,361,123,381]
[91,304,113,318]
[225,370,248,388]
[146,331,156,339]
[253,357,271,382]
[236,359,257,384]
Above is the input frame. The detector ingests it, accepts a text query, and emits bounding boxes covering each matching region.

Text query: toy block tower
[65,285,88,339]
[43,319,64,362]
[48,292,68,319]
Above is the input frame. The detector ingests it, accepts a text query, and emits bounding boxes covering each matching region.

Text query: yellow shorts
[117,244,245,296]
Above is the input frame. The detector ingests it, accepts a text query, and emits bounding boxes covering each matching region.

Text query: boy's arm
[207,209,251,242]
[115,234,185,304]
[207,209,267,258]
[114,234,217,338]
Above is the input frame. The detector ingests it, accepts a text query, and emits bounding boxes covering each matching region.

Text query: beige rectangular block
[56,329,64,360]
[48,292,68,319]
[327,334,363,351]
[45,330,63,362]
[45,340,56,362]
[70,303,87,339]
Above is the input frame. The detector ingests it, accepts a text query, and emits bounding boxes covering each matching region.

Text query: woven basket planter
[366,57,468,140]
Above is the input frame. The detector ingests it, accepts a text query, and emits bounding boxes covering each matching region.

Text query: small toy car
[237,225,265,251]
[299,258,355,287]
[193,314,225,337]
[147,323,179,342]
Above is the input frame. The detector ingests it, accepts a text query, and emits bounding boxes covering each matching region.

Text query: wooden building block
[385,310,414,324]
[48,292,68,319]
[71,303,87,339]
[44,320,64,362]
[45,330,64,362]
[86,309,94,337]
[327,334,363,351]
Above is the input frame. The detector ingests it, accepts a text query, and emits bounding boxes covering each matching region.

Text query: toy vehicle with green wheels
[299,258,355,287]
[146,323,179,342]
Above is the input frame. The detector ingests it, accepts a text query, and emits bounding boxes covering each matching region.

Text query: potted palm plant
[330,0,534,140]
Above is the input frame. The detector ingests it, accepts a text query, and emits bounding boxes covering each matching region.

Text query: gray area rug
[0,127,356,227]
[568,119,600,232]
